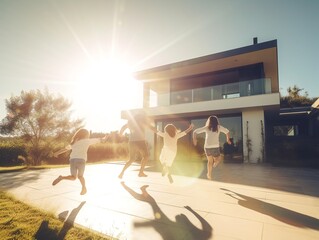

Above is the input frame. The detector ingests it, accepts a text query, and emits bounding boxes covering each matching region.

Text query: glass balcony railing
[148,78,271,107]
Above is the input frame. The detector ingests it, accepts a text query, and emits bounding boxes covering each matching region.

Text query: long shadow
[144,161,319,197]
[34,201,86,240]
[221,188,319,230]
[121,182,212,240]
[0,169,45,190]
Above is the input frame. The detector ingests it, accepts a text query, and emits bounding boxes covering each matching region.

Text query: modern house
[265,98,319,167]
[123,39,281,164]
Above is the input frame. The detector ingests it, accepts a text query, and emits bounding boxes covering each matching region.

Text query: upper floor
[129,39,280,118]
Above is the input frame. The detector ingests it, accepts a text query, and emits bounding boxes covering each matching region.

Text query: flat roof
[135,39,277,77]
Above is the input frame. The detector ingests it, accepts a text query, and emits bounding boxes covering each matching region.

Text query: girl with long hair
[193,116,231,180]
[52,128,107,195]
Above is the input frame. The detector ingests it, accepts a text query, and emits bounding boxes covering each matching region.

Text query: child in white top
[155,123,193,180]
[193,116,231,180]
[52,128,107,195]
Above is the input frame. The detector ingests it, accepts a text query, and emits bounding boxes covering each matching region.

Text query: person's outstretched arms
[192,130,198,146]
[184,123,194,134]
[226,132,231,144]
[184,206,212,233]
[148,124,158,133]
[53,147,70,158]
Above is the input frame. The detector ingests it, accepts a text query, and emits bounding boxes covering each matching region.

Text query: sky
[0,0,318,133]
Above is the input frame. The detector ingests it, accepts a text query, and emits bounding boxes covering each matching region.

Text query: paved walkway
[1,162,319,240]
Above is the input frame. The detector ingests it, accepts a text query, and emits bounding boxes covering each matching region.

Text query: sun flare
[70,57,142,132]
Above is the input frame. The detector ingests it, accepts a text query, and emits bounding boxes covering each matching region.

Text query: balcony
[149,78,272,107]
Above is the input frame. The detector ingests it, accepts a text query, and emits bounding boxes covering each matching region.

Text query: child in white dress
[155,123,193,182]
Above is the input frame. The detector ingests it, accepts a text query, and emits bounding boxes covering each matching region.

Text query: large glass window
[191,115,243,163]
[219,116,243,163]
[273,125,299,136]
[155,115,243,164]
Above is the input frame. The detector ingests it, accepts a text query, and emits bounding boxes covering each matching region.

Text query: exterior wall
[126,40,280,164]
[242,108,265,163]
[136,44,279,94]
[144,80,171,107]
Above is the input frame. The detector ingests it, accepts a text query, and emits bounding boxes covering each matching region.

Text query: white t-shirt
[193,125,229,148]
[66,138,100,161]
[157,131,186,166]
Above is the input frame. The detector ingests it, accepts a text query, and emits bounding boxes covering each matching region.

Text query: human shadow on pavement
[221,188,319,230]
[34,201,86,240]
[121,182,212,240]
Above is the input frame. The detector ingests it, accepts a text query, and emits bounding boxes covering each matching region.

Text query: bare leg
[161,163,168,176]
[167,167,174,183]
[52,175,76,186]
[139,156,148,177]
[118,159,134,179]
[213,155,221,168]
[78,176,87,195]
[206,156,214,180]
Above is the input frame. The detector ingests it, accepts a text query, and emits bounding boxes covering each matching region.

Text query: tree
[280,85,317,108]
[287,85,307,98]
[0,89,83,165]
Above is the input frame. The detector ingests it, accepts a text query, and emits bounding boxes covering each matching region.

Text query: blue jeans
[70,158,85,177]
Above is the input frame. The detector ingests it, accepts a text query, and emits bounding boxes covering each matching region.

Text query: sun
[71,57,143,132]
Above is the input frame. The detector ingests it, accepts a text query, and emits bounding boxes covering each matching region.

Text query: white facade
[242,108,265,163]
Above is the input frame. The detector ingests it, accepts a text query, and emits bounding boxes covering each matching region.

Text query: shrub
[0,142,27,166]
[88,142,129,162]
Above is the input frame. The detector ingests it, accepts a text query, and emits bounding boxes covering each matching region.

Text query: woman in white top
[193,116,231,180]
[155,123,193,181]
[52,128,107,195]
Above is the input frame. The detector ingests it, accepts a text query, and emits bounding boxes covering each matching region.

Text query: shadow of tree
[221,188,319,230]
[34,201,86,240]
[0,169,46,190]
[121,182,212,240]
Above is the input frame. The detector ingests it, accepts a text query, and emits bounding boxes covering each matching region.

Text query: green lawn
[0,191,112,240]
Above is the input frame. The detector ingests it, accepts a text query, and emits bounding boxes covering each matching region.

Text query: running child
[52,128,107,195]
[154,123,193,182]
[193,116,231,180]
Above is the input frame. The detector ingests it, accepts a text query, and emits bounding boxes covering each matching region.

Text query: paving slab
[1,162,319,240]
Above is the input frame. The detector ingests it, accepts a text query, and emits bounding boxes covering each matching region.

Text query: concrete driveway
[1,162,319,240]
